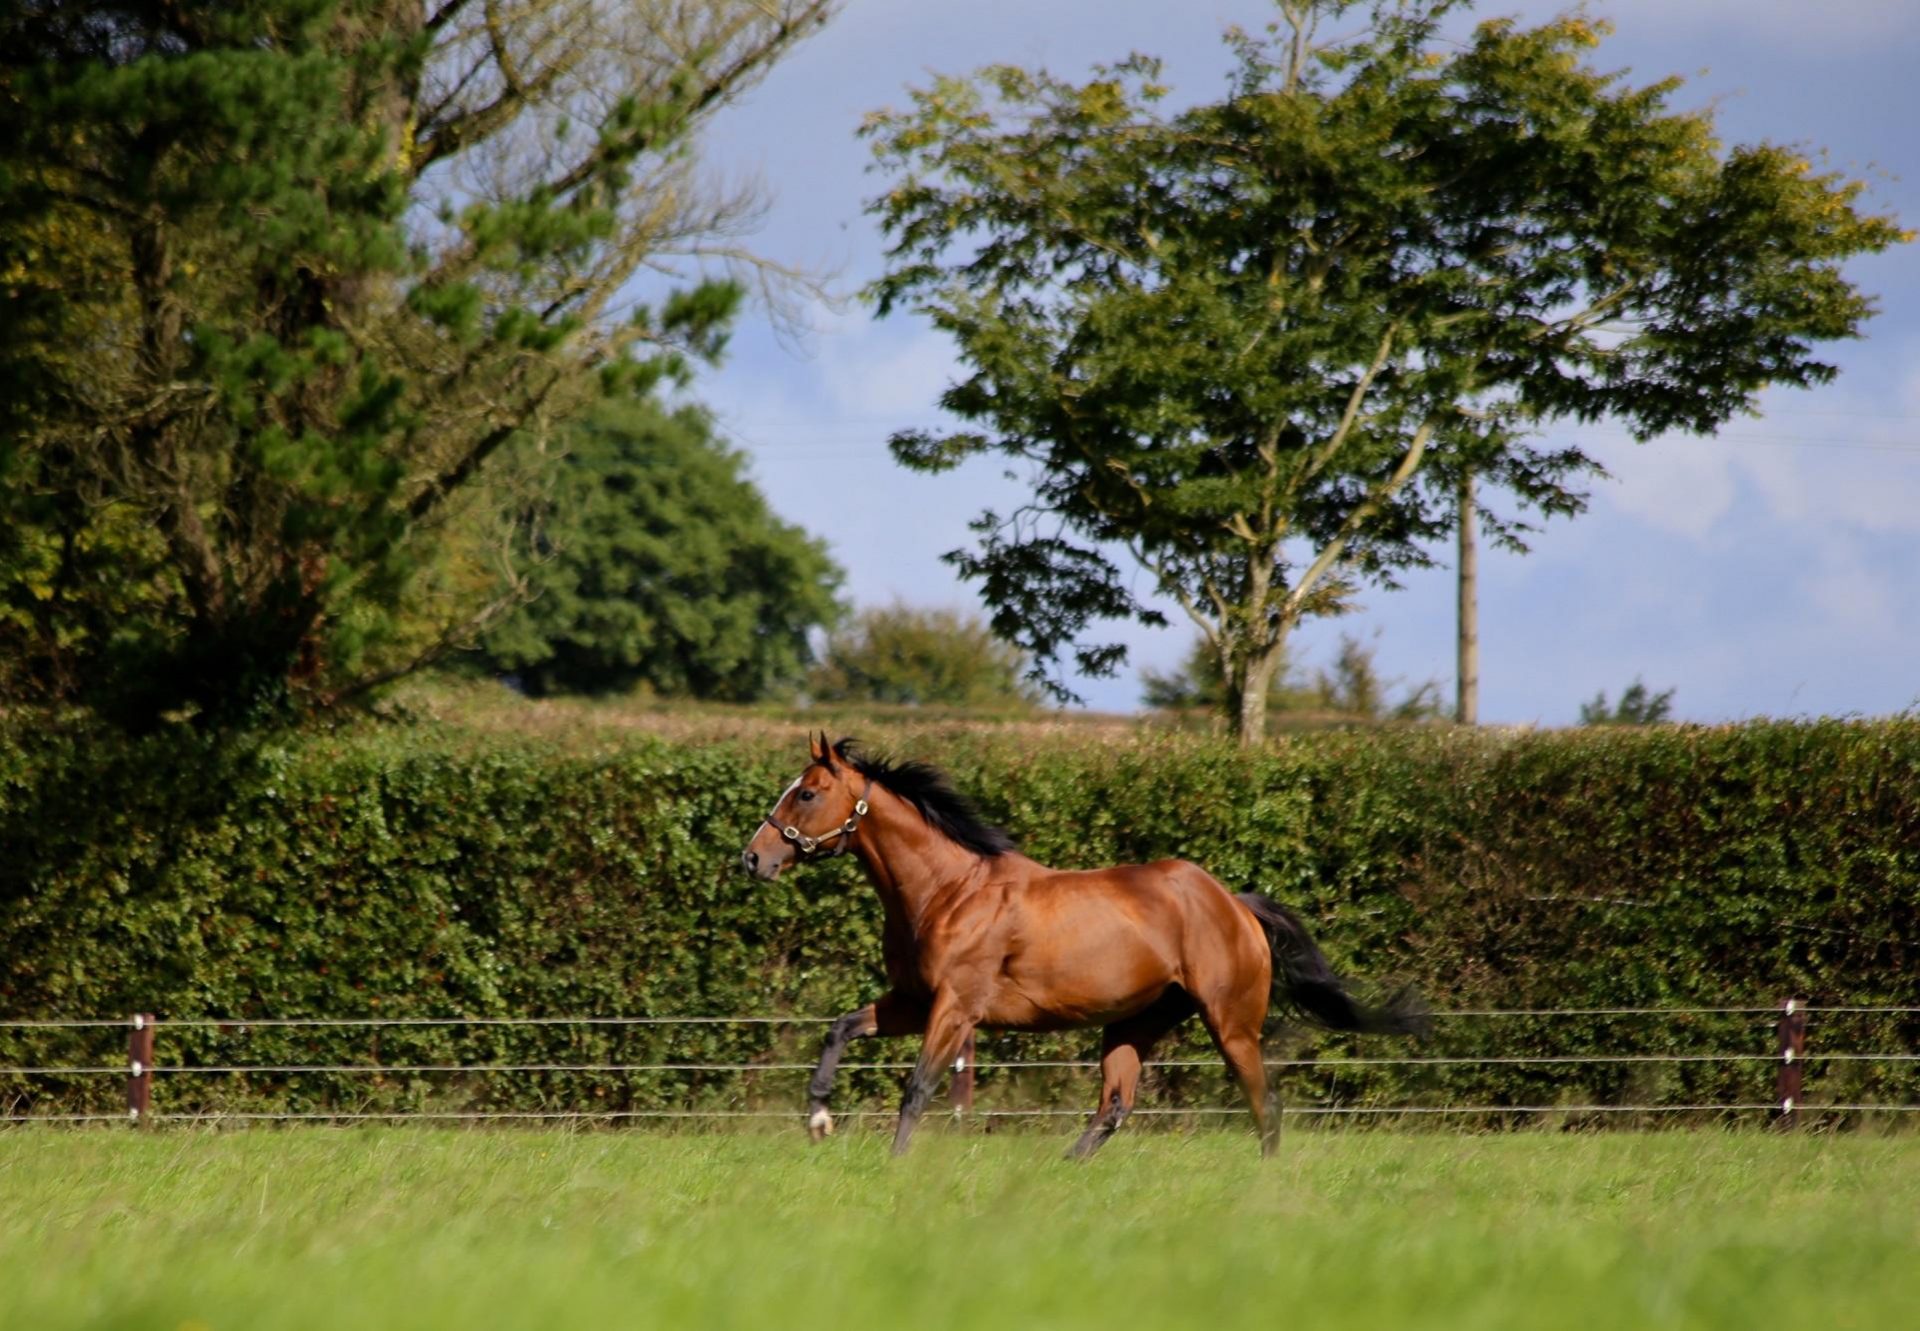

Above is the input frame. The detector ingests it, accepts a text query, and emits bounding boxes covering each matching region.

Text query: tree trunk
[1233,639,1286,746]
[1456,469,1479,726]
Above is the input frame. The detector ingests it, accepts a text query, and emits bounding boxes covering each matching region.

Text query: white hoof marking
[808,1107,834,1138]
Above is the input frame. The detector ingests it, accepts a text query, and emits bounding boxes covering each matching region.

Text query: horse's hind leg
[1067,1040,1140,1161]
[1217,1027,1278,1157]
[1197,993,1279,1157]
[1068,994,1194,1161]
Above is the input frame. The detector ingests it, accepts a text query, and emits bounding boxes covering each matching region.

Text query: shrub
[3,715,1915,1119]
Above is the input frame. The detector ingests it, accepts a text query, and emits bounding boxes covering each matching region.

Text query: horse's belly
[983,935,1177,1031]
[979,989,1170,1033]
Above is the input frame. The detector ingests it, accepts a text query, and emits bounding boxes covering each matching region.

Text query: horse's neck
[853,794,981,932]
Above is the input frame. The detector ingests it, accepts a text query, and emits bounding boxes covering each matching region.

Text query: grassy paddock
[2,1127,1916,1330]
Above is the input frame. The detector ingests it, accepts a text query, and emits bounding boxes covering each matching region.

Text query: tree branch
[1131,540,1221,651]
[1284,417,1436,618]
[540,1,836,204]
[413,19,580,175]
[1291,319,1400,496]
[1534,277,1643,345]
[321,583,528,710]
[425,0,474,37]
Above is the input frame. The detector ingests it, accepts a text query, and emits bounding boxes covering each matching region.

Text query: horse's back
[978,857,1264,1029]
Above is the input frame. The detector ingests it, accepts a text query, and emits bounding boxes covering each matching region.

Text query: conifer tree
[0,0,835,725]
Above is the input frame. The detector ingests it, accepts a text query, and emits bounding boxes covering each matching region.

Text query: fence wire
[9,1051,1920,1078]
[6,1003,1916,1126]
[5,1003,1917,1033]
[8,1103,1920,1127]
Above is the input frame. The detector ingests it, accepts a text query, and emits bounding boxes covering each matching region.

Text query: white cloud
[1587,430,1740,541]
[1740,367,1920,535]
[818,322,961,422]
[1798,538,1898,638]
[1582,357,1920,546]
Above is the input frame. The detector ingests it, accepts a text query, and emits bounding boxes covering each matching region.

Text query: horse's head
[740,732,871,881]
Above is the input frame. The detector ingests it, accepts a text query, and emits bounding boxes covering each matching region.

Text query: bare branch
[1284,417,1436,619]
[540,1,836,204]
[426,0,475,37]
[1292,319,1400,496]
[322,584,527,710]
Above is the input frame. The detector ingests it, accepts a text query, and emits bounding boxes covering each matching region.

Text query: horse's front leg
[891,991,976,1157]
[808,992,925,1141]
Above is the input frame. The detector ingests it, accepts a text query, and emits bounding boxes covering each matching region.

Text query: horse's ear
[813,730,836,771]
[808,731,828,764]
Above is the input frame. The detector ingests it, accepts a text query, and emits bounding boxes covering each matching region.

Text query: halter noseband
[762,778,873,860]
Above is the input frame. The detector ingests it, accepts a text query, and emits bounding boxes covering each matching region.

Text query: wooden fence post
[951,1032,976,1115]
[127,1013,155,1125]
[1774,997,1807,1129]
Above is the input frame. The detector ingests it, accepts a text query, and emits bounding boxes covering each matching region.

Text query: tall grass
[2,1127,1915,1330]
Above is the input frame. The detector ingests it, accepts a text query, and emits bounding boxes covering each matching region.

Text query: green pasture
[3,1127,1916,1331]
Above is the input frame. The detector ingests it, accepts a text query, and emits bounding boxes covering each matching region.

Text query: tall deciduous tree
[469,399,844,700]
[0,0,835,726]
[863,0,1907,743]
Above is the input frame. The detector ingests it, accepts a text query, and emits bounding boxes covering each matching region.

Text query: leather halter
[761,778,873,860]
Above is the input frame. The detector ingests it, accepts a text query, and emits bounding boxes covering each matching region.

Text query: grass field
[3,1126,1916,1331]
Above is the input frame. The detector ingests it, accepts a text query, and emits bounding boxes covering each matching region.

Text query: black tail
[1236,893,1429,1037]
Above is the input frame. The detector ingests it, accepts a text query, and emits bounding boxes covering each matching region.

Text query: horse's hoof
[807,1107,834,1141]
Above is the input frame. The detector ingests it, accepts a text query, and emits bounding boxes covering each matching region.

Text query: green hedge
[3,717,1917,1123]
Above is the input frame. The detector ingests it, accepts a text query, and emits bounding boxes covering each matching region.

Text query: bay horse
[739,734,1426,1157]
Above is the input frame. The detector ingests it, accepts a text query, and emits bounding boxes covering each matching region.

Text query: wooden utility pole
[1456,470,1479,726]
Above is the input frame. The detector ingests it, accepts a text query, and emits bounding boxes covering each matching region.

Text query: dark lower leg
[807,1005,874,1139]
[1067,1016,1169,1161]
[808,994,925,1142]
[1067,1088,1131,1160]
[892,1002,972,1157]
[890,1064,941,1156]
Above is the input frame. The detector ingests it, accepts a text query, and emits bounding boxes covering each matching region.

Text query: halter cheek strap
[762,779,873,860]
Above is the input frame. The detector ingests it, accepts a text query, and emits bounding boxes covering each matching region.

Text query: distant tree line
[5,1,1902,738]
[1142,633,1441,725]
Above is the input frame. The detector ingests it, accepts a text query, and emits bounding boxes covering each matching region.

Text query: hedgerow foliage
[3,716,1916,1120]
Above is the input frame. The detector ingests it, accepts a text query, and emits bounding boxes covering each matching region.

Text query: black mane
[832,739,1017,858]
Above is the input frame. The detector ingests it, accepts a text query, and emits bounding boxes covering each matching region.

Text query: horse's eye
[797,789,816,803]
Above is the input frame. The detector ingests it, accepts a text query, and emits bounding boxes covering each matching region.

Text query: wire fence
[4,1002,1918,1128]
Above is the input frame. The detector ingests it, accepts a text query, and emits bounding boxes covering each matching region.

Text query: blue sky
[676,0,1919,724]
